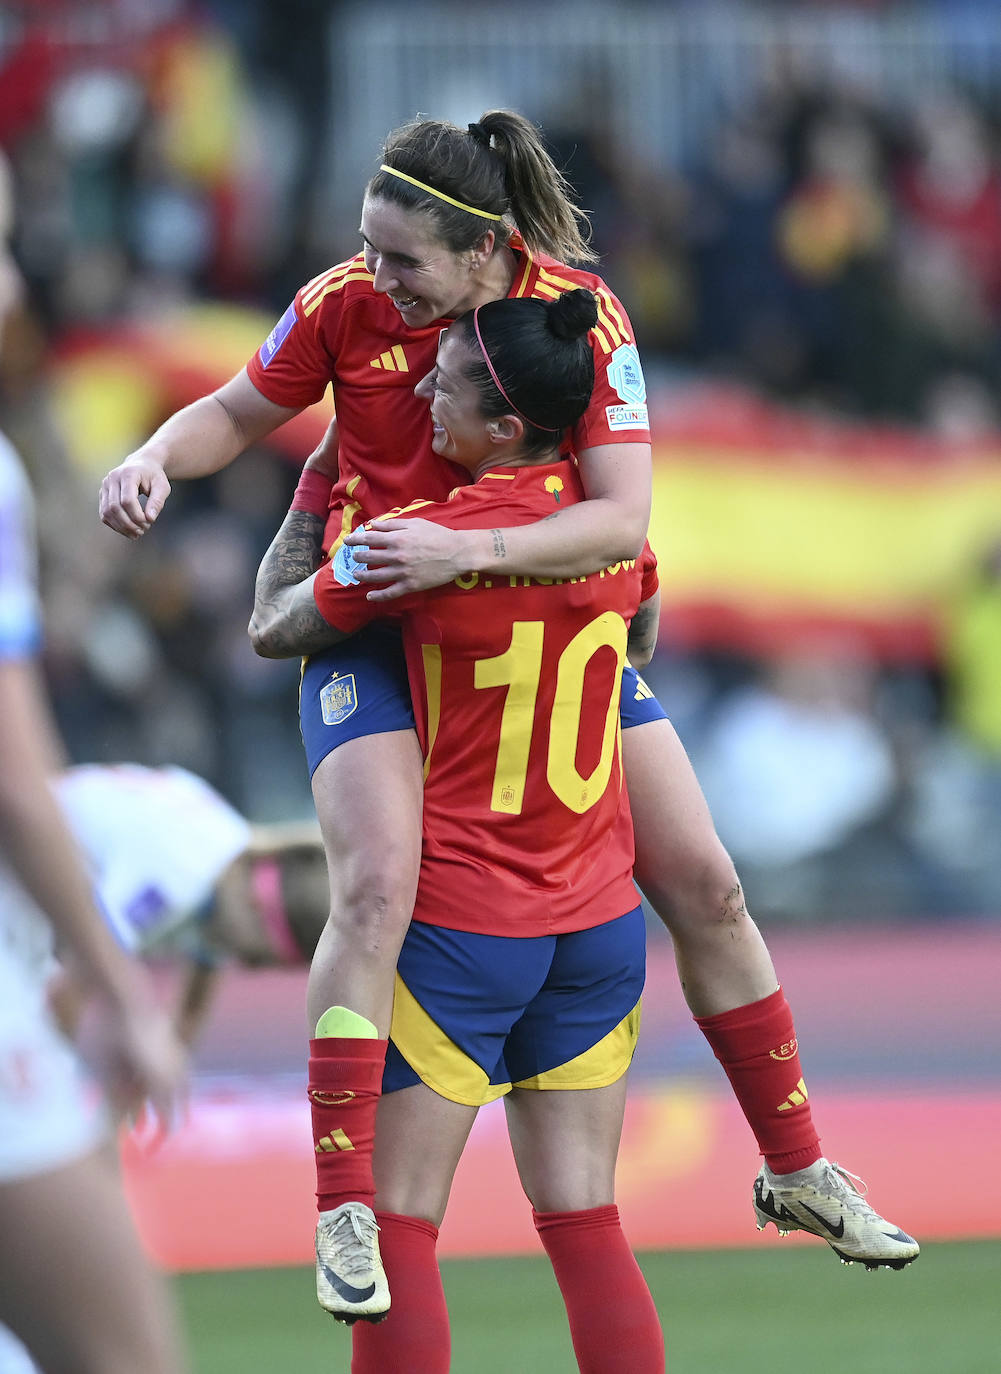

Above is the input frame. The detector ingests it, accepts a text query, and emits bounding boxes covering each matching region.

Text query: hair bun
[547,288,599,341]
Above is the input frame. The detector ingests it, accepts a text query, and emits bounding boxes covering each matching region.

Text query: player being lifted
[251,288,666,1370]
[100,110,918,1317]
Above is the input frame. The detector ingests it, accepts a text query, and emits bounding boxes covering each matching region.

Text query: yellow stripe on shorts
[513,1001,642,1092]
[390,972,511,1108]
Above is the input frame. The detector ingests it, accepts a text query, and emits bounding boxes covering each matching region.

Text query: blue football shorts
[301,630,668,775]
[619,664,669,729]
[383,903,646,1107]
[300,624,415,776]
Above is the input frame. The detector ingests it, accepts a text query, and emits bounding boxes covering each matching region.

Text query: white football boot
[315,1201,390,1323]
[753,1159,920,1270]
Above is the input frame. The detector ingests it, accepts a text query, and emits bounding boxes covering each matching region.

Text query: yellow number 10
[473,613,627,816]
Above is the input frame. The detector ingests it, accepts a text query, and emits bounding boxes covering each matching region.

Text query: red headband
[471,305,558,432]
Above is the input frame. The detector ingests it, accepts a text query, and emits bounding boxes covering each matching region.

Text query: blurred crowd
[561,75,1001,438]
[1,0,1000,919]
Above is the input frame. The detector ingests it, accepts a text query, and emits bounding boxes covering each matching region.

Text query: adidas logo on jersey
[370,346,409,371]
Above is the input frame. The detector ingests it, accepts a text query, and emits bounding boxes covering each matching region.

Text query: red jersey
[312,461,658,937]
[246,234,651,555]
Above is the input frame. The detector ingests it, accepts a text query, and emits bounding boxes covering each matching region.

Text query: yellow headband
[378,164,504,221]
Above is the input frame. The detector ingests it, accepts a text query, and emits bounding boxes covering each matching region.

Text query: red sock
[533,1205,665,1374]
[695,987,821,1173]
[351,1212,449,1374]
[308,1037,387,1212]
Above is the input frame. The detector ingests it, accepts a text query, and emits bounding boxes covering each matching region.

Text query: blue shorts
[300,624,414,777]
[384,904,646,1107]
[301,633,667,774]
[619,664,669,729]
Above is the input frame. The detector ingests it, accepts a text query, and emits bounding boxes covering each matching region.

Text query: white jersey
[0,434,52,974]
[0,435,107,1197]
[54,764,252,954]
[0,431,40,662]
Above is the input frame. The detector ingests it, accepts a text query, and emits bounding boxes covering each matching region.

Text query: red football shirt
[246,234,651,556]
[312,461,658,937]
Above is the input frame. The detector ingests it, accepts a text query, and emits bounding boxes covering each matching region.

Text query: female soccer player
[98,111,917,1306]
[0,152,187,1374]
[252,288,665,1371]
[50,762,330,1044]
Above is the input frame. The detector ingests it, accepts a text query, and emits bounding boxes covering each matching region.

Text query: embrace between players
[99,110,918,1373]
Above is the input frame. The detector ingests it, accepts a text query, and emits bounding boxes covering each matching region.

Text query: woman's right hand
[98,454,172,539]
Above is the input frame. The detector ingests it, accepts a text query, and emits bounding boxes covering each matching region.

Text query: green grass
[177,1240,999,1373]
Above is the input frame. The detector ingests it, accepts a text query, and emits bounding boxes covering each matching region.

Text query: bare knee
[320,822,420,951]
[637,839,750,936]
[327,878,412,960]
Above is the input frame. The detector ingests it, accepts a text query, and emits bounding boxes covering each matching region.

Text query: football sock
[309,1005,387,1213]
[351,1212,449,1374]
[533,1205,665,1373]
[695,987,822,1174]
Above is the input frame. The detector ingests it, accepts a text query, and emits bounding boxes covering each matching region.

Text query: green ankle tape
[315,1005,379,1039]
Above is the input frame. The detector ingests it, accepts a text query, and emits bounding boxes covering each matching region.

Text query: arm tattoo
[252,510,346,657]
[258,510,326,592]
[491,528,507,560]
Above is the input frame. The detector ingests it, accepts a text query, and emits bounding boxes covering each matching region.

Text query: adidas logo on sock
[316,1129,356,1153]
[777,1078,809,1112]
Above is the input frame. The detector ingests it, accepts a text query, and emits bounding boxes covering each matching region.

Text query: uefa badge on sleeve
[320,672,358,725]
[606,342,647,405]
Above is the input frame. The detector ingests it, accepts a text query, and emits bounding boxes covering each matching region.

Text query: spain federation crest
[320,672,358,726]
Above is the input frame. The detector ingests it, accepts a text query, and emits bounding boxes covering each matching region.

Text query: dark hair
[370,109,597,264]
[451,288,599,456]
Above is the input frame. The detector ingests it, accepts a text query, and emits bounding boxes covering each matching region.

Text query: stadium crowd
[0,0,999,921]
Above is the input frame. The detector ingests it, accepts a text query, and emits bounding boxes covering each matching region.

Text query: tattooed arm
[627,588,660,669]
[249,507,348,659]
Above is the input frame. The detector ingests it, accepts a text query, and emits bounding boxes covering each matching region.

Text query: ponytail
[371,110,597,265]
[478,109,597,265]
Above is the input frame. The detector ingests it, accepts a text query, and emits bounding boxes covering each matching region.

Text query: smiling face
[414,328,495,470]
[360,194,489,328]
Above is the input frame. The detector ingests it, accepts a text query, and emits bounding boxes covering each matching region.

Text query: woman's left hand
[345,518,476,600]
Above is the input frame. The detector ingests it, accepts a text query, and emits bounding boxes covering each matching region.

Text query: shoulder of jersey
[297,252,378,319]
[521,255,632,356]
[446,467,574,513]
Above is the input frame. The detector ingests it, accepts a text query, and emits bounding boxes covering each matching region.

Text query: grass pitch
[177,1239,998,1373]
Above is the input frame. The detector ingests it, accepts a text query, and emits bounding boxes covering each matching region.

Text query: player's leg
[621,679,918,1267]
[504,910,663,1373]
[300,630,425,1322]
[309,727,423,1029]
[506,1083,664,1374]
[621,715,816,1166]
[618,688,778,1017]
[0,953,185,1373]
[353,918,565,1370]
[350,1084,478,1374]
[0,1151,185,1374]
[308,726,423,1323]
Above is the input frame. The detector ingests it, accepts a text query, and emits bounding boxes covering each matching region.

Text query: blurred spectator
[696,644,897,910]
[907,535,1001,911]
